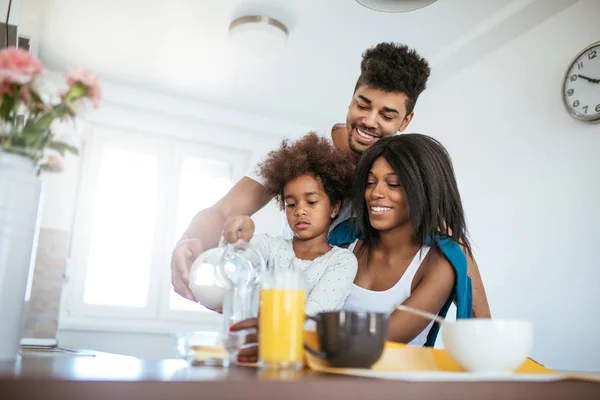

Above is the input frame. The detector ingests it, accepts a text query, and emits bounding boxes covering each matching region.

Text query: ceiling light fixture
[356,0,438,13]
[228,15,289,59]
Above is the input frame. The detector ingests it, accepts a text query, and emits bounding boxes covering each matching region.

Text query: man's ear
[398,112,414,132]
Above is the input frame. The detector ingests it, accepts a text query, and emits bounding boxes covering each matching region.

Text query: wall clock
[562,41,600,123]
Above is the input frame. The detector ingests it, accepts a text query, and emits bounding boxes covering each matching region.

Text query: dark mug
[304,310,388,369]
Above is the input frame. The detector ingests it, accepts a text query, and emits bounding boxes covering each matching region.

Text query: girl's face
[283,174,340,241]
[364,156,410,231]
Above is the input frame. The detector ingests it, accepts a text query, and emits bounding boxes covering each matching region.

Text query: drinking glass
[258,269,307,370]
[221,284,260,364]
[173,330,230,367]
[219,240,265,364]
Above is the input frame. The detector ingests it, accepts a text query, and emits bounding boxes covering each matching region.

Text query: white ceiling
[34,0,579,127]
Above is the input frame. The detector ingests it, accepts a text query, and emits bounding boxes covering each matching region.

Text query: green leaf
[32,112,55,132]
[0,93,15,121]
[22,120,46,139]
[11,136,27,148]
[64,83,87,103]
[47,140,79,156]
[29,89,44,106]
[53,103,72,120]
[22,112,56,139]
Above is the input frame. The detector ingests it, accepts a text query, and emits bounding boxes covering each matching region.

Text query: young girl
[223,132,357,317]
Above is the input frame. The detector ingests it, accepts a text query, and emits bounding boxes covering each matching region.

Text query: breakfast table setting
[2,334,600,400]
[3,241,600,400]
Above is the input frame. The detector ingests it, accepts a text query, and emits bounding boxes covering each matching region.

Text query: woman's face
[364,156,410,231]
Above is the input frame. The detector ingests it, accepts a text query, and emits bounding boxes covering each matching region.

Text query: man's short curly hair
[356,42,431,115]
[258,132,354,211]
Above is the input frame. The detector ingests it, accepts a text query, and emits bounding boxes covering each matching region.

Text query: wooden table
[1,351,599,400]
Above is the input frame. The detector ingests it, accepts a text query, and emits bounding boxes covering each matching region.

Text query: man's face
[346,85,414,155]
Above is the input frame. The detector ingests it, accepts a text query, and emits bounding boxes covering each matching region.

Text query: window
[169,155,233,312]
[83,147,159,308]
[63,125,249,331]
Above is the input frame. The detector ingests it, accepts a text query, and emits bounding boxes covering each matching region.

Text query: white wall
[15,0,47,56]
[410,0,600,373]
[38,71,316,233]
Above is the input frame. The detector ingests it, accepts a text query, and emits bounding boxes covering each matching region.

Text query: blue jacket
[328,218,473,347]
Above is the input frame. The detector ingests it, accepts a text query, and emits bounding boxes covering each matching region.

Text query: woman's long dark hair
[352,134,472,258]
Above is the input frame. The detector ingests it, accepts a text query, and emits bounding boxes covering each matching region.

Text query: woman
[330,124,490,320]
[342,133,473,346]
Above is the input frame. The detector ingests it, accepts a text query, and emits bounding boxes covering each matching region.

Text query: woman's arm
[387,253,455,343]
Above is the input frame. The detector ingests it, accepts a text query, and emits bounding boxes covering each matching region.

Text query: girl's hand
[230,317,259,363]
[223,216,255,244]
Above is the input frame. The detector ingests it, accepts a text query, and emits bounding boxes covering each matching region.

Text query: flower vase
[0,149,43,361]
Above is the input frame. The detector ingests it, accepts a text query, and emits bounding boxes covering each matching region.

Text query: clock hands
[577,74,600,84]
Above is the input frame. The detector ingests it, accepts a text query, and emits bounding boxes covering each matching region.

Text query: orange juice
[259,288,306,368]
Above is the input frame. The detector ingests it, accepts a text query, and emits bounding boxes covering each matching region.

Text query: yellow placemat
[303,330,555,377]
[191,331,600,383]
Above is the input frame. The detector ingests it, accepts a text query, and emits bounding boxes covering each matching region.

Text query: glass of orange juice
[258,269,306,370]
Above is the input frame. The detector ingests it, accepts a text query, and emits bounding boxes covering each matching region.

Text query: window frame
[60,124,250,332]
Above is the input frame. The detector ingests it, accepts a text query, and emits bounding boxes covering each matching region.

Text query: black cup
[304,311,389,369]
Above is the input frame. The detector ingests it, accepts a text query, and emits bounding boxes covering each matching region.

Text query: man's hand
[169,178,271,301]
[230,317,259,363]
[223,216,255,244]
[170,238,205,302]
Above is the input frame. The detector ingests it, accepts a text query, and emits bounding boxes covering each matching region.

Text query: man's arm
[171,177,271,301]
[183,177,270,246]
[461,245,491,318]
[467,253,492,318]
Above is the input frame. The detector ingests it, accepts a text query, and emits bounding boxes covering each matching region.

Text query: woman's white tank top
[342,240,434,347]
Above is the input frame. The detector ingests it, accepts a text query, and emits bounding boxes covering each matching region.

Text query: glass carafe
[189,239,267,365]
[219,240,266,364]
[188,246,229,311]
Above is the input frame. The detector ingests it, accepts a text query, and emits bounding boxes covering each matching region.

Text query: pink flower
[67,68,101,107]
[0,47,44,85]
[0,81,11,96]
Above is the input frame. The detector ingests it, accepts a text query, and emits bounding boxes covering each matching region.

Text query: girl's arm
[305,249,358,316]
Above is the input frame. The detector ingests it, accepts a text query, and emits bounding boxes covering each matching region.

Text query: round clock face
[563,42,600,123]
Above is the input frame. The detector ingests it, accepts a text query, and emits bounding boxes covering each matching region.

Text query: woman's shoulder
[426,236,468,273]
[421,246,455,278]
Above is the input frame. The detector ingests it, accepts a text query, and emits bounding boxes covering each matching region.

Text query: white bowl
[442,319,533,373]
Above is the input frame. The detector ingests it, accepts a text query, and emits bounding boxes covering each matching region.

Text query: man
[171,42,491,319]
